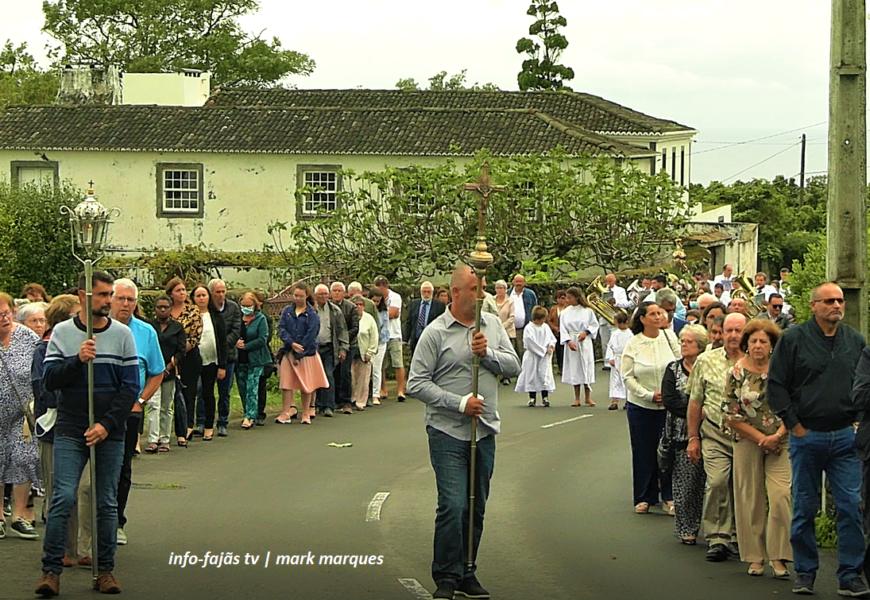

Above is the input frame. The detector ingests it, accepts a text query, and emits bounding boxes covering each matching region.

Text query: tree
[395,70,499,92]
[0,41,59,108]
[0,181,83,295]
[42,0,315,88]
[278,152,686,283]
[516,1,575,91]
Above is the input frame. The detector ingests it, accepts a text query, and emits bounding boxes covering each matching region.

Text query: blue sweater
[44,316,139,442]
[278,304,319,359]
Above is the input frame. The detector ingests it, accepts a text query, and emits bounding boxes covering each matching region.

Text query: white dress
[560,305,599,386]
[605,328,633,400]
[514,323,556,393]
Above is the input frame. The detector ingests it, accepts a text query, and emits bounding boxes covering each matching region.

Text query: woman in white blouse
[191,285,228,441]
[494,280,516,385]
[621,303,680,515]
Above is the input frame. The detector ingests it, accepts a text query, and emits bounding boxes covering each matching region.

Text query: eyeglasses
[114,297,137,304]
[26,318,48,324]
[0,312,13,321]
[820,298,845,305]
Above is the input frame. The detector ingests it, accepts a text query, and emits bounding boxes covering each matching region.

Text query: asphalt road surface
[1,365,842,600]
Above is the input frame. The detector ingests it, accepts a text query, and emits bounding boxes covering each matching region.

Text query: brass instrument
[586,276,629,326]
[729,272,763,317]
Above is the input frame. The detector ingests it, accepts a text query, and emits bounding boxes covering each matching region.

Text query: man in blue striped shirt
[36,271,139,597]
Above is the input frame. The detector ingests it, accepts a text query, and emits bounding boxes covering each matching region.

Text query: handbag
[657,429,675,472]
[0,348,37,436]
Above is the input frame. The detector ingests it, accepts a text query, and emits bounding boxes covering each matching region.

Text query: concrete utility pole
[827,0,867,336]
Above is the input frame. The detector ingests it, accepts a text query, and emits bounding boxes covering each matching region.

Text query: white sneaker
[116,528,127,545]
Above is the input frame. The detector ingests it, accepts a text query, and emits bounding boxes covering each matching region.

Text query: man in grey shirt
[408,265,520,600]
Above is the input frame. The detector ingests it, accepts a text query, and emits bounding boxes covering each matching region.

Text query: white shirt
[607,285,632,309]
[200,312,218,366]
[387,290,403,340]
[510,289,527,329]
[757,285,777,302]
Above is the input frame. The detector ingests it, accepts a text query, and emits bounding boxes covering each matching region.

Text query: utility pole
[827,0,867,337]
[799,133,807,205]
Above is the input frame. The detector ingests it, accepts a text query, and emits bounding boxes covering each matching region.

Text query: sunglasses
[818,298,845,305]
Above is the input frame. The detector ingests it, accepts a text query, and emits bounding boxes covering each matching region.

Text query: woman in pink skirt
[277,284,329,425]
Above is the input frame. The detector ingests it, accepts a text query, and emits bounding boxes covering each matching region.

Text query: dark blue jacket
[515,288,538,327]
[278,304,320,359]
[32,338,56,443]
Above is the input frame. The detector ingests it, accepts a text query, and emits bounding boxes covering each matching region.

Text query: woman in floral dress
[723,319,792,579]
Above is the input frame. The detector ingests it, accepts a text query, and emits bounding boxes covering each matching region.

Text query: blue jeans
[790,427,865,583]
[315,345,336,411]
[626,402,673,505]
[427,426,495,586]
[42,436,124,575]
[197,361,236,428]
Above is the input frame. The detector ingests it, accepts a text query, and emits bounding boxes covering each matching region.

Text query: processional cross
[464,162,506,278]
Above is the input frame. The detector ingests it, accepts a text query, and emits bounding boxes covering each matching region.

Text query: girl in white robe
[560,287,599,406]
[605,312,633,410]
[514,307,557,406]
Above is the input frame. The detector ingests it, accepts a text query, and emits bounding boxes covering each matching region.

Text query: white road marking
[366,492,391,522]
[398,578,433,599]
[541,414,594,429]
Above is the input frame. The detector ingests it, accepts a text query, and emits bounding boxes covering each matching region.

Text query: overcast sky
[2,0,845,183]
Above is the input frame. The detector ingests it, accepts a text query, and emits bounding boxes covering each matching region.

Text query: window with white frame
[157,163,203,218]
[297,165,341,218]
[11,161,58,190]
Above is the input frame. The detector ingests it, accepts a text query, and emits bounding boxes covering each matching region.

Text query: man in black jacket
[403,281,446,359]
[330,282,359,414]
[314,284,349,418]
[204,279,241,436]
[769,282,868,597]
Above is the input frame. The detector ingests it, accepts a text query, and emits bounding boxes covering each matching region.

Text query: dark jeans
[258,371,268,420]
[197,361,236,428]
[42,436,124,575]
[791,427,864,583]
[117,412,143,529]
[427,425,495,587]
[197,363,219,429]
[315,345,336,411]
[179,347,202,430]
[337,347,357,408]
[627,402,673,506]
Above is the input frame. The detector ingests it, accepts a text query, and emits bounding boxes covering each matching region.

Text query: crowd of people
[3,265,870,598]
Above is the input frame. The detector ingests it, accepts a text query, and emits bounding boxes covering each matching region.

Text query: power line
[693,121,827,156]
[719,142,802,183]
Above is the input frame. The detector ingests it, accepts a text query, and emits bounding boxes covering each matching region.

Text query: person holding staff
[559,287,598,407]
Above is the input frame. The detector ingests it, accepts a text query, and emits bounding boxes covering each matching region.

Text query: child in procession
[605,312,632,410]
[515,306,557,407]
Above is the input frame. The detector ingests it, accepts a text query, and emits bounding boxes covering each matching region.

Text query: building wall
[122,72,212,107]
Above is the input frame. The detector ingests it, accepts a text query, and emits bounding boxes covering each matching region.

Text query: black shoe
[705,543,728,562]
[839,577,870,597]
[433,581,457,600]
[255,417,266,427]
[528,399,536,407]
[501,378,510,386]
[542,400,550,407]
[727,541,740,558]
[217,426,228,437]
[366,399,373,407]
[397,395,406,402]
[456,574,490,599]
[323,408,334,418]
[793,573,815,595]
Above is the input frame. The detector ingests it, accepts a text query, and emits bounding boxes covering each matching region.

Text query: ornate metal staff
[463,162,504,570]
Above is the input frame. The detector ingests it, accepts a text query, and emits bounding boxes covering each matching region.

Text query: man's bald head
[697,293,717,312]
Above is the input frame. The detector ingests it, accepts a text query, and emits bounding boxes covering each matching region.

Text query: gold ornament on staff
[462,162,504,570]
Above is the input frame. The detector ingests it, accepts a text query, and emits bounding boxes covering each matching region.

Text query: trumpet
[586,276,630,326]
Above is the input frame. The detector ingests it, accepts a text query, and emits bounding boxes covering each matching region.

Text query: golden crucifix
[461,161,505,571]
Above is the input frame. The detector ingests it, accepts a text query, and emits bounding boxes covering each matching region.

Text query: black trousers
[179,347,202,430]
[258,372,268,420]
[117,412,143,529]
[336,347,357,407]
[199,363,219,429]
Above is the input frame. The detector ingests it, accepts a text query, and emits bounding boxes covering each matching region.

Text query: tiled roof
[0,105,655,158]
[208,89,694,135]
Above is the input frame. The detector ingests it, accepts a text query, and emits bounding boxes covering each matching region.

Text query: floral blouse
[722,364,782,438]
[173,300,203,349]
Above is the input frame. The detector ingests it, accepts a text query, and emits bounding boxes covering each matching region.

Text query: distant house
[0,71,698,262]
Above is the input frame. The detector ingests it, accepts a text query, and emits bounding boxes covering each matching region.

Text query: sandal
[275,413,292,425]
[145,443,159,454]
[771,561,790,579]
[665,501,675,516]
[608,402,619,410]
[681,537,697,545]
[158,444,170,453]
[635,502,650,514]
[177,439,188,448]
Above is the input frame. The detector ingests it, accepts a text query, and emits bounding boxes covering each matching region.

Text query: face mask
[689,301,699,310]
[241,307,254,316]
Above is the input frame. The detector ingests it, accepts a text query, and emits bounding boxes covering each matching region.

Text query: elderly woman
[494,280,516,386]
[165,278,202,446]
[16,303,47,339]
[662,324,709,543]
[723,319,790,579]
[236,292,270,430]
[0,291,40,540]
[351,295,379,411]
[621,303,680,514]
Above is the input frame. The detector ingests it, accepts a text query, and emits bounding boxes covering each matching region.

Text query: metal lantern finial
[61,182,120,260]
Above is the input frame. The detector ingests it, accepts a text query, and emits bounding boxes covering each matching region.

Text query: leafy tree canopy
[689,175,828,273]
[516,1,575,91]
[0,40,59,108]
[42,0,315,87]
[272,152,686,284]
[395,69,499,92]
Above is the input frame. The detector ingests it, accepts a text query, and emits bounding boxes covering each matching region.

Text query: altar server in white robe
[560,287,599,407]
[515,306,557,407]
[605,312,633,410]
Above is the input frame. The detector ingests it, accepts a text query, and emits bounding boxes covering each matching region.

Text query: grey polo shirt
[407,309,521,441]
[316,303,331,346]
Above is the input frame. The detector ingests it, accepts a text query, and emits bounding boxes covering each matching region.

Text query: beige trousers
[701,419,737,544]
[351,359,372,409]
[732,437,793,563]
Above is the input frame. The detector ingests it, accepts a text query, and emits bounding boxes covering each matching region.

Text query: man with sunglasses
[759,293,794,331]
[769,283,869,597]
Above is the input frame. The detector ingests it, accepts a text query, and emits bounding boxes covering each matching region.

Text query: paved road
[1,366,843,600]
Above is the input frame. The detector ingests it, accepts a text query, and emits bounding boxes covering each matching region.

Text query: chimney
[56,65,121,106]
